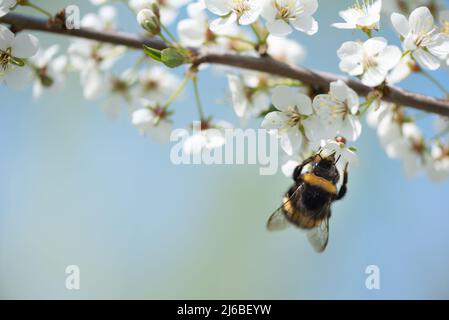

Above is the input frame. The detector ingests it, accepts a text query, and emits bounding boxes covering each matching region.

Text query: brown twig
[1,12,449,117]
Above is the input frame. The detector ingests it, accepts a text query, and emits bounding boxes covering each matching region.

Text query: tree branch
[1,12,449,117]
[0,12,167,50]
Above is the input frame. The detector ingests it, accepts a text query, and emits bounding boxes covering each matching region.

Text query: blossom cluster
[1,0,449,181]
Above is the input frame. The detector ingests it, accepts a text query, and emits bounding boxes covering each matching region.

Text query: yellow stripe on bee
[303,173,337,194]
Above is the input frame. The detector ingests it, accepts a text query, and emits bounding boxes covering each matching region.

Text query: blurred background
[1,0,449,299]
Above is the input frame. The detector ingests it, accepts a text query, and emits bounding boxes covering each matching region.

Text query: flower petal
[209,14,237,33]
[183,134,207,155]
[261,111,288,131]
[330,80,349,102]
[391,12,409,37]
[363,37,387,56]
[238,4,262,25]
[302,0,318,15]
[337,41,363,59]
[409,6,434,35]
[272,85,296,111]
[291,15,318,35]
[178,19,206,47]
[282,160,300,178]
[340,116,362,141]
[279,132,293,155]
[295,93,313,115]
[11,33,39,58]
[266,19,292,36]
[362,66,387,87]
[332,22,355,29]
[0,25,14,50]
[148,120,173,144]
[3,67,32,89]
[427,34,449,58]
[376,45,402,71]
[205,0,231,16]
[413,48,441,70]
[227,74,247,118]
[339,57,363,76]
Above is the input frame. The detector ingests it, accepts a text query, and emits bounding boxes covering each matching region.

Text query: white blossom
[228,73,269,121]
[205,0,263,32]
[177,1,209,47]
[261,85,316,156]
[266,35,306,65]
[261,0,318,36]
[0,25,39,88]
[132,99,173,143]
[386,51,415,85]
[391,6,449,70]
[29,45,67,99]
[435,116,449,135]
[376,106,404,149]
[320,139,360,171]
[333,0,382,32]
[426,143,449,182]
[82,5,117,31]
[90,0,109,5]
[391,123,426,177]
[183,120,232,155]
[366,101,390,128]
[281,158,301,178]
[68,40,124,99]
[313,80,362,142]
[68,6,125,99]
[0,0,15,17]
[130,0,189,25]
[104,69,137,119]
[377,112,427,177]
[337,37,402,87]
[137,66,180,103]
[382,0,444,17]
[440,11,449,66]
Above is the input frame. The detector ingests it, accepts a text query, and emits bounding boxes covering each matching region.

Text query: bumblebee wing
[266,185,301,231]
[266,208,290,231]
[306,216,329,253]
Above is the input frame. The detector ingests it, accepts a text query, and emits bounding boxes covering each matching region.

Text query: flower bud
[137,9,160,35]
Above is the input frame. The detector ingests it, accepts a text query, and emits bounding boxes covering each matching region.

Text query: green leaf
[161,48,185,68]
[143,45,162,62]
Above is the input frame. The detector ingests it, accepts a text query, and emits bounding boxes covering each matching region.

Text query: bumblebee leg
[336,164,349,201]
[293,155,316,181]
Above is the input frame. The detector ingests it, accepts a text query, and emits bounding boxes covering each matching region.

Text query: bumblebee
[267,152,349,252]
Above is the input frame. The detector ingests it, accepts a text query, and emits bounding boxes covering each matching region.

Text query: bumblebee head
[312,152,339,181]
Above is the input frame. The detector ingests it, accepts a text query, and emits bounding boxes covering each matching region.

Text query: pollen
[362,53,378,70]
[351,0,374,13]
[232,0,251,18]
[275,0,304,21]
[287,112,301,126]
[442,20,449,34]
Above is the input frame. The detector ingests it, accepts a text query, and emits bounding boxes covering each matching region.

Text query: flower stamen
[0,47,13,72]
